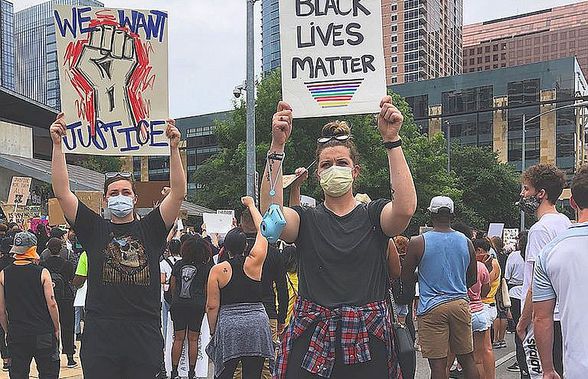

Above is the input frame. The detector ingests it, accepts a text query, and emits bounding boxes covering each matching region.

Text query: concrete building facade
[392,57,588,176]
[14,0,103,109]
[463,2,588,75]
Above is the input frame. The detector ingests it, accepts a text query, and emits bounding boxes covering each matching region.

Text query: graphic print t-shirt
[170,259,212,309]
[71,202,169,321]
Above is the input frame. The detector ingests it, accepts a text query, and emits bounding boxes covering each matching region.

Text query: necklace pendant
[269,189,276,197]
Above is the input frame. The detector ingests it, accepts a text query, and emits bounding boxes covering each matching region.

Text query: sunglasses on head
[316,134,351,144]
[105,172,133,180]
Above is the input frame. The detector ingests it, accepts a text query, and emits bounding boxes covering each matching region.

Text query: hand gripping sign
[54,5,169,156]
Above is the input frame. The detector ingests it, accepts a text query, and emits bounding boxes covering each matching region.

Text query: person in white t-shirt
[504,231,528,375]
[516,164,571,379]
[533,165,588,379]
[160,239,182,345]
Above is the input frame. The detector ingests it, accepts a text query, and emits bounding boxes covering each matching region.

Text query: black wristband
[383,139,402,149]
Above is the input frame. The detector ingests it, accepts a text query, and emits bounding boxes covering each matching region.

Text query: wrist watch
[383,139,402,149]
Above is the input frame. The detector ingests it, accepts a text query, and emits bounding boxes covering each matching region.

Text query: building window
[391,36,397,42]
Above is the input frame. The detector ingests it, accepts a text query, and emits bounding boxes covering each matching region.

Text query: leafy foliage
[192,70,521,234]
[76,156,122,174]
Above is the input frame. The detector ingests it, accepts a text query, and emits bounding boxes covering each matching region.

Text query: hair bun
[321,120,351,137]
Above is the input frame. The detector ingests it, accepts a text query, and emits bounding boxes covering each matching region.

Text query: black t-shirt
[170,259,212,309]
[70,201,169,321]
[292,199,391,308]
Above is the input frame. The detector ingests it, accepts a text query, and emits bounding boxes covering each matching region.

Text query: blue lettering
[54,8,78,38]
[136,120,149,146]
[92,121,108,150]
[117,9,167,42]
[117,126,140,152]
[149,10,168,43]
[149,120,168,147]
[63,121,82,150]
[77,125,93,148]
[118,9,137,33]
[77,7,93,34]
[101,120,121,148]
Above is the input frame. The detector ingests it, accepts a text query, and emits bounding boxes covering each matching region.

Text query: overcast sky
[13,0,587,118]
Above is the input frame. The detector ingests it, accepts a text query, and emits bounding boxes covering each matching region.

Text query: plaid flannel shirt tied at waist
[274,297,396,378]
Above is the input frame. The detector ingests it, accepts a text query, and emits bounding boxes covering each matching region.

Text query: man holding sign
[50,112,186,378]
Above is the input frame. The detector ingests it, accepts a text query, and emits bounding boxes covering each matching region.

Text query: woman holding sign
[261,96,416,378]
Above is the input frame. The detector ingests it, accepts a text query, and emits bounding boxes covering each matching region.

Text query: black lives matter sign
[279,0,386,118]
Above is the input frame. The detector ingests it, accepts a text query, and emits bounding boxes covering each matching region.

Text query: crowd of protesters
[0,98,585,379]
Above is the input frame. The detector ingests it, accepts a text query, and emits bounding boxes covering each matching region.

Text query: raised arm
[158,119,187,229]
[242,196,269,280]
[378,96,417,237]
[260,101,300,243]
[50,113,79,222]
[387,239,401,279]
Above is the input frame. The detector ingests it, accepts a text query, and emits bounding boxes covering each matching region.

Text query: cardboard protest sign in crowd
[279,0,387,118]
[54,5,169,156]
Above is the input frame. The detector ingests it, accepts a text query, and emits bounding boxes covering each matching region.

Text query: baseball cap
[10,231,37,255]
[50,227,67,239]
[428,196,454,214]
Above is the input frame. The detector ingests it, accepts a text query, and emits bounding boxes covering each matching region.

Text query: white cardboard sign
[279,0,386,118]
[203,213,233,235]
[54,5,169,156]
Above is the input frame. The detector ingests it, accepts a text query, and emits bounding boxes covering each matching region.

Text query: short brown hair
[315,121,359,164]
[571,165,588,209]
[103,176,136,196]
[521,164,566,204]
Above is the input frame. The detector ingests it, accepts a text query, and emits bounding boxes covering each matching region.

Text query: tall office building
[261,0,280,74]
[0,0,14,90]
[14,0,103,109]
[261,0,463,84]
[383,0,463,84]
[463,2,588,75]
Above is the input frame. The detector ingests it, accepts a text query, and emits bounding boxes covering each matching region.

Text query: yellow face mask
[319,166,353,198]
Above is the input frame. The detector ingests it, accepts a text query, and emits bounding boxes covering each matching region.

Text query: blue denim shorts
[471,309,489,332]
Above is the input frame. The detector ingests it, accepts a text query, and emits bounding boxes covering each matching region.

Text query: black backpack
[50,271,65,301]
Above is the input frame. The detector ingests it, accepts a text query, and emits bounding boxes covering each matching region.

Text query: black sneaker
[67,356,78,368]
[449,367,463,378]
[507,362,520,372]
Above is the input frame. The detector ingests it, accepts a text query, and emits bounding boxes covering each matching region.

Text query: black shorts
[170,305,205,332]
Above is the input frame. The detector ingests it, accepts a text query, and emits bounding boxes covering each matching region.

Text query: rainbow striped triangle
[305,78,364,108]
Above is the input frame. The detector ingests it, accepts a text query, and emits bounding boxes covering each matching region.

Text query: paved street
[0,333,521,378]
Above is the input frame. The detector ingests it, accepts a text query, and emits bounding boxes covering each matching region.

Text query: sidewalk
[0,341,83,379]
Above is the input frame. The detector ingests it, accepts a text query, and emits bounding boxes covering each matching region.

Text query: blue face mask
[107,195,134,218]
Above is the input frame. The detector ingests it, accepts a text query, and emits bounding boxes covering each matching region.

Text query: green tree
[192,70,461,235]
[449,145,521,229]
[76,156,122,174]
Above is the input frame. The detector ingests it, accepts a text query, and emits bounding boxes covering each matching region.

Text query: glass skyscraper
[14,0,103,109]
[261,0,280,74]
[0,0,14,90]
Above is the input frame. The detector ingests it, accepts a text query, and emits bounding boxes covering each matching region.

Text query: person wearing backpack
[168,237,212,379]
[160,239,182,347]
[42,237,76,368]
